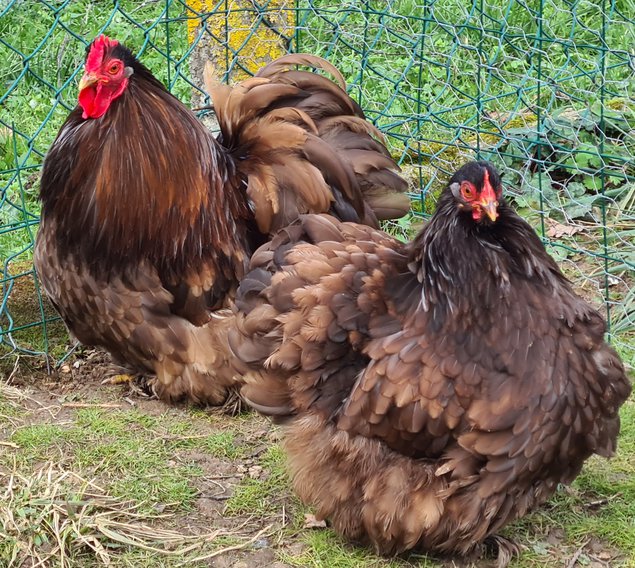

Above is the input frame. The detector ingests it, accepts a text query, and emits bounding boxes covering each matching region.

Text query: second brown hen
[230,161,631,562]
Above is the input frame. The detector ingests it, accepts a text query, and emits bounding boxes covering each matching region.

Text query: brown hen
[34,36,409,405]
[231,161,631,562]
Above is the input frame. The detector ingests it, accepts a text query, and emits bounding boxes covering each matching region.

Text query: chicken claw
[102,373,135,385]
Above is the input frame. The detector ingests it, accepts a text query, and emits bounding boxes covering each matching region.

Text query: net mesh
[1,0,633,366]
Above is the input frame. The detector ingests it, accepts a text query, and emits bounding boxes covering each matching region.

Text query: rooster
[230,161,631,563]
[34,35,409,405]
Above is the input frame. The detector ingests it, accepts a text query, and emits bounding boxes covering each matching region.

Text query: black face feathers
[448,161,502,194]
[109,44,140,69]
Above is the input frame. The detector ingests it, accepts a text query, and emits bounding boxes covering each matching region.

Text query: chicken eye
[461,182,475,199]
[108,62,121,75]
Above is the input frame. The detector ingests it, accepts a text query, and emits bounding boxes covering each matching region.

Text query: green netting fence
[1,0,633,369]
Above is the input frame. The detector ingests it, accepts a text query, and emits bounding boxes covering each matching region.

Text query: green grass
[12,422,81,451]
[0,459,225,568]
[4,406,258,517]
[8,409,200,513]
[1,372,634,567]
[283,531,429,568]
[0,382,265,566]
[200,431,245,459]
[225,445,291,517]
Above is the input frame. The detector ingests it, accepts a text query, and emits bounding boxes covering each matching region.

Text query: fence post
[186,0,294,109]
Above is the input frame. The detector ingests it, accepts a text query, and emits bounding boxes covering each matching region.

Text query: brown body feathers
[34,41,409,405]
[231,162,631,560]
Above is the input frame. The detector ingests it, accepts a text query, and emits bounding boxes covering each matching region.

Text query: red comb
[483,167,497,192]
[85,34,119,72]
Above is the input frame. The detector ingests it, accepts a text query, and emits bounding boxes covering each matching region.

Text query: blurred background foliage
[0,0,633,366]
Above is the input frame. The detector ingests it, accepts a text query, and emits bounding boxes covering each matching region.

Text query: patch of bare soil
[1,348,301,567]
[1,347,629,568]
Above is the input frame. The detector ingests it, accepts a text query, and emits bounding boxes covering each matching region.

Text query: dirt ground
[1,346,632,568]
[3,350,293,565]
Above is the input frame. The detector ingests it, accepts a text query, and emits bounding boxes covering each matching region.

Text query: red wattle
[78,79,128,120]
[78,85,97,119]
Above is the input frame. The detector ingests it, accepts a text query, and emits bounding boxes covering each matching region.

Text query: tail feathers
[205,55,410,234]
[256,53,348,90]
[362,180,412,221]
[256,54,410,220]
[256,54,361,120]
[318,117,410,220]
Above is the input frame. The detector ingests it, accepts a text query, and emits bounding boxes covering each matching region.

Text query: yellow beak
[480,197,499,222]
[78,73,99,92]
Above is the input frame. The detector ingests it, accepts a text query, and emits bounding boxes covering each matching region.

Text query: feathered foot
[483,535,520,568]
[219,387,248,416]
